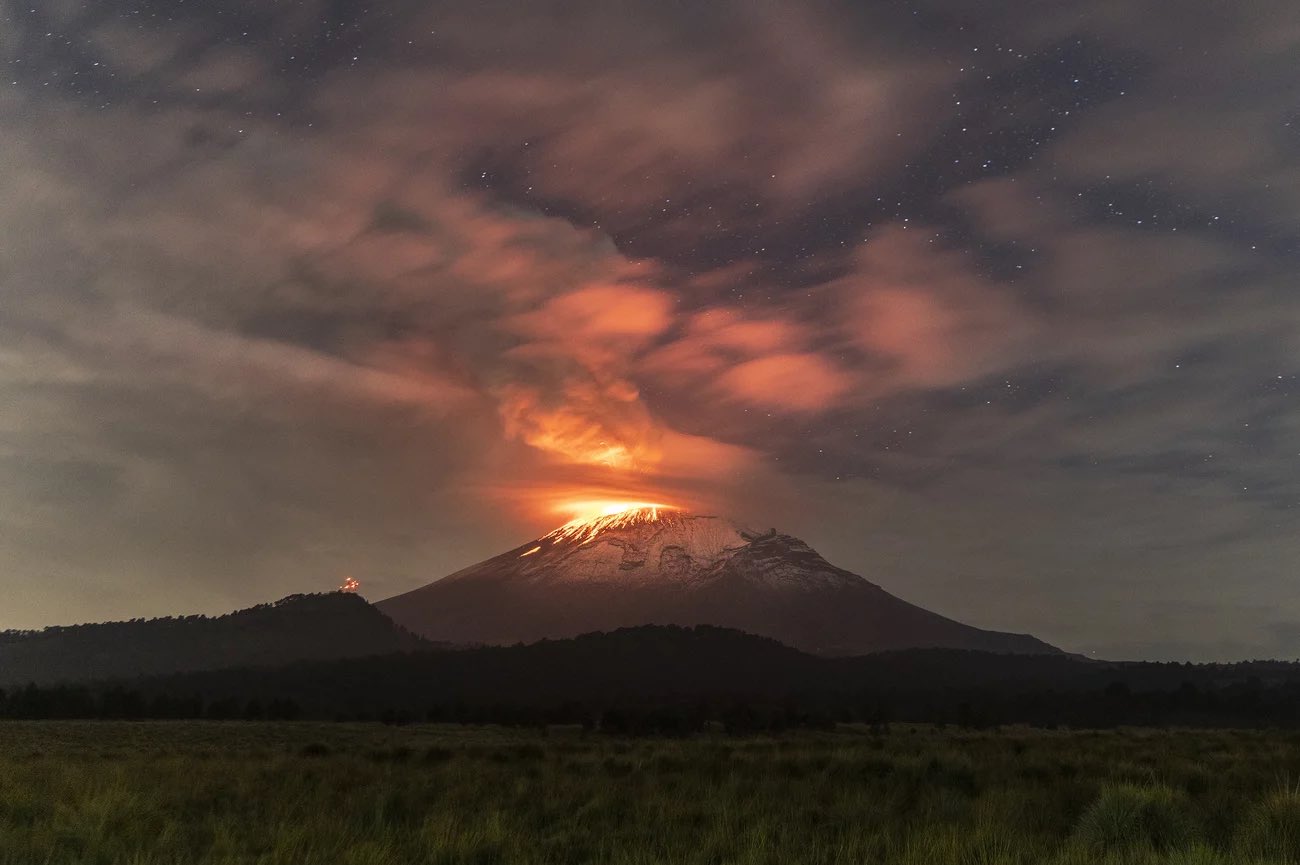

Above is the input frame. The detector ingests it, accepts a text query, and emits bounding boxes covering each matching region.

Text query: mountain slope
[377,508,1058,656]
[0,592,427,686]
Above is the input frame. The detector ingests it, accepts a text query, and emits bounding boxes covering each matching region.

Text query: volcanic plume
[377,505,1057,656]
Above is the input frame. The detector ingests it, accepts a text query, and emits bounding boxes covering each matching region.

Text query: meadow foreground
[4,722,1300,864]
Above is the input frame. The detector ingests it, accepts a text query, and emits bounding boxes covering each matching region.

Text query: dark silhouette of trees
[6,625,1300,732]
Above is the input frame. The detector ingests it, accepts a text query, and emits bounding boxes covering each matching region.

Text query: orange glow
[552,498,677,521]
[496,384,661,471]
[494,283,672,472]
[718,352,853,412]
[529,432,638,470]
[339,576,360,593]
[519,545,542,557]
[471,425,754,534]
[547,500,680,545]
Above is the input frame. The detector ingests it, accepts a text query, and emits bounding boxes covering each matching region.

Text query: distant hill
[0,593,429,686]
[379,508,1059,656]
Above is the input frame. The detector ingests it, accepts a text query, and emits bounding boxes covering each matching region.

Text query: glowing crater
[545,501,679,546]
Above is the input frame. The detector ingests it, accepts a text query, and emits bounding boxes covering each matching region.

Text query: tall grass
[2,722,1300,864]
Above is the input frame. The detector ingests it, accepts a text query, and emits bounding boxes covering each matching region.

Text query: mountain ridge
[0,592,429,686]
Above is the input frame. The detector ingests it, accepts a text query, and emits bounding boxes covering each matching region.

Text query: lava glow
[339,576,360,593]
[545,500,679,546]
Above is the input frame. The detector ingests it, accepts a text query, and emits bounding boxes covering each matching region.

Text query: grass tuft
[1234,787,1300,860]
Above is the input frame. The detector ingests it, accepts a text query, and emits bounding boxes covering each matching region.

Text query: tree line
[7,624,1300,733]
[5,676,1300,734]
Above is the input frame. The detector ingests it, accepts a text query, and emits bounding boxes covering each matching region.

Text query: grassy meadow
[3,721,1300,864]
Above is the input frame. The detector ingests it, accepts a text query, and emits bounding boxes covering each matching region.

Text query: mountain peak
[503,508,771,588]
[544,503,684,546]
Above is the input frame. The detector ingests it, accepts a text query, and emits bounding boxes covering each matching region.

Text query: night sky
[2,0,1297,660]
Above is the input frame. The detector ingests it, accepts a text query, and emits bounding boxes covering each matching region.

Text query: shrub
[1072,783,1197,853]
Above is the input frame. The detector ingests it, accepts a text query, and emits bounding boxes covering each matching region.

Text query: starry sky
[2,0,1298,660]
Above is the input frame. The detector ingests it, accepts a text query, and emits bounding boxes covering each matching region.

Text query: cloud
[495,379,661,471]
[304,0,957,249]
[842,228,1040,391]
[495,283,678,468]
[690,309,806,355]
[643,305,855,414]
[718,353,854,413]
[645,309,805,382]
[506,283,675,358]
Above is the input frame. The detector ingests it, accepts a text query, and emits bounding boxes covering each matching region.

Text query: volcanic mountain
[377,507,1058,656]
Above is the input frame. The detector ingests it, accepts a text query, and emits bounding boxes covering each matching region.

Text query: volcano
[377,507,1058,656]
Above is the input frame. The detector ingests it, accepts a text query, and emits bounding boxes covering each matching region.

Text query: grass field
[3,721,1300,864]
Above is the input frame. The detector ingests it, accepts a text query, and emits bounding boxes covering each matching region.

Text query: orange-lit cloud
[718,352,855,412]
[689,308,805,355]
[496,379,661,471]
[474,423,762,527]
[496,282,675,469]
[511,284,674,342]
[646,306,853,413]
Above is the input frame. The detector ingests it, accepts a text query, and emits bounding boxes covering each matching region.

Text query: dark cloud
[0,0,1296,659]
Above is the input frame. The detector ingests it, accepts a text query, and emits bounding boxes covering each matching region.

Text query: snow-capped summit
[377,506,1058,656]
[508,508,774,586]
